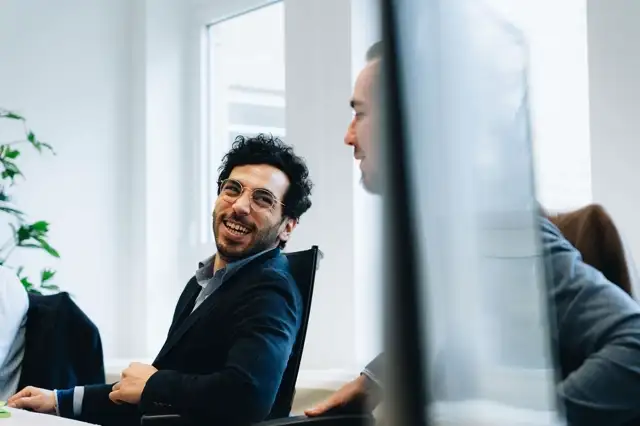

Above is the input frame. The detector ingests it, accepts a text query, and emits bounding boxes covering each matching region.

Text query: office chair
[139,246,370,426]
[548,204,640,298]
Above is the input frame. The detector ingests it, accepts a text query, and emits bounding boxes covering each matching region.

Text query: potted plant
[0,108,60,294]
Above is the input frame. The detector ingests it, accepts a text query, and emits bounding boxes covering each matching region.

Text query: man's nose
[344,119,357,146]
[232,192,252,215]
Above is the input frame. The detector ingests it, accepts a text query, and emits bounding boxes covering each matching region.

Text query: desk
[0,407,96,425]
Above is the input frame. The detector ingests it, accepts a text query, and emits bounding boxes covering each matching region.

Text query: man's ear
[278,217,297,244]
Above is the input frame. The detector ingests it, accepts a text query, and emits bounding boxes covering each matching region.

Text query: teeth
[224,220,250,234]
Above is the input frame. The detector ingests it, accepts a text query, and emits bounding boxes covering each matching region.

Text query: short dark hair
[217,134,313,222]
[366,41,383,61]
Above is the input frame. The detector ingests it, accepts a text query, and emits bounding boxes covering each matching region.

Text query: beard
[361,170,382,195]
[212,210,283,262]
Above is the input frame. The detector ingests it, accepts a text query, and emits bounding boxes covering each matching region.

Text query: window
[487,0,591,212]
[201,2,285,243]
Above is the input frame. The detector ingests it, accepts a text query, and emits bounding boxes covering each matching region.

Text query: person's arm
[56,384,138,426]
[541,217,640,425]
[139,270,302,424]
[305,355,383,417]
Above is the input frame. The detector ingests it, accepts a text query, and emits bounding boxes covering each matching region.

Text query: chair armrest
[255,414,373,426]
[140,414,185,425]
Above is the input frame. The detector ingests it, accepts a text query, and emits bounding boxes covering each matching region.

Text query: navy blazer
[19,292,105,391]
[74,249,302,426]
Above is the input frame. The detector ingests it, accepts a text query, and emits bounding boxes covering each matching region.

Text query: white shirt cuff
[73,386,84,417]
[362,368,383,388]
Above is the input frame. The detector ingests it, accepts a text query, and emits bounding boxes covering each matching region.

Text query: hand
[7,386,56,414]
[304,375,369,417]
[108,362,158,405]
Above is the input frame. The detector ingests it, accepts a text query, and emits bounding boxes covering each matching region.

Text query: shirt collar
[196,247,278,288]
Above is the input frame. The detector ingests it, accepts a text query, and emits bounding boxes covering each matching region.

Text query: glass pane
[391,0,563,424]
[204,2,285,243]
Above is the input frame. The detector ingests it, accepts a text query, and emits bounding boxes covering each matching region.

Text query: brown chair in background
[547,204,639,298]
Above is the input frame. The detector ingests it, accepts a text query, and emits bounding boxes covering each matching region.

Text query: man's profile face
[212,164,295,261]
[345,59,381,194]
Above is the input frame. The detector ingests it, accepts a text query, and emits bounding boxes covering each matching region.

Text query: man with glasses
[307,42,640,426]
[9,134,314,426]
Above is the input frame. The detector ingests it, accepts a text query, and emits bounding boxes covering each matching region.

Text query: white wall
[587,0,640,263]
[484,0,592,213]
[0,0,133,359]
[350,0,384,368]
[0,0,190,361]
[284,0,358,372]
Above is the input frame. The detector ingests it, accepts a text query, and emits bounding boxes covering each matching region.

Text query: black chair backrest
[268,245,322,419]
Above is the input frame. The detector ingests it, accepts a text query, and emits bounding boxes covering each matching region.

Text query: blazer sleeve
[541,217,640,426]
[67,296,105,385]
[139,269,302,424]
[76,383,140,426]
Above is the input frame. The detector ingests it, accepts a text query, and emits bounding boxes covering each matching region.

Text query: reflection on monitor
[390,0,565,424]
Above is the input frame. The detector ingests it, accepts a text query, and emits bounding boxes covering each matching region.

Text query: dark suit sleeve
[68,298,106,385]
[139,269,302,424]
[76,384,140,426]
[541,217,640,425]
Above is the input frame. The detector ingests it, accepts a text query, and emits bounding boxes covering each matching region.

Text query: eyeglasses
[218,179,284,211]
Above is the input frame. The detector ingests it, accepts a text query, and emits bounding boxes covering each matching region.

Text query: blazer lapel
[154,248,281,362]
[166,277,200,338]
[155,280,225,361]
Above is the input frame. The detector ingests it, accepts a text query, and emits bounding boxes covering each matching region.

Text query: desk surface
[0,407,96,425]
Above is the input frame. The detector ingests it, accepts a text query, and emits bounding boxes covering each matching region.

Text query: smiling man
[8,134,313,426]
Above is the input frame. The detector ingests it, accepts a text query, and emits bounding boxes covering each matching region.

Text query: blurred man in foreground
[306,42,640,426]
[10,134,313,426]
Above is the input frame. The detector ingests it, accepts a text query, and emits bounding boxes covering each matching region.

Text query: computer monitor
[380,0,565,424]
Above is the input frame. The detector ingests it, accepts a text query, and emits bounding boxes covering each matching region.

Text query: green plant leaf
[4,148,20,159]
[0,205,24,216]
[0,111,24,120]
[34,237,60,258]
[1,159,22,182]
[31,221,49,233]
[40,142,56,154]
[26,131,45,153]
[40,283,60,292]
[18,243,43,249]
[41,268,56,283]
[16,225,32,243]
[16,266,24,277]
[20,276,34,290]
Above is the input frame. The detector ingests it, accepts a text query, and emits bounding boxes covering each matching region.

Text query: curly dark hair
[217,134,313,222]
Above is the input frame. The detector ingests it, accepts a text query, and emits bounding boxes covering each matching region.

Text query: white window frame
[181,0,283,268]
